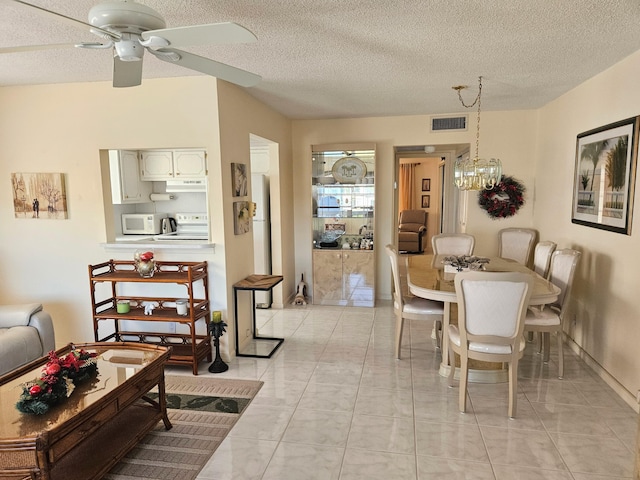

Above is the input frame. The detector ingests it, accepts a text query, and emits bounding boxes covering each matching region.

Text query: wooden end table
[233,274,284,358]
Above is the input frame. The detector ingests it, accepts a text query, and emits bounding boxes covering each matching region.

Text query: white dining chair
[525,249,581,379]
[448,271,534,418]
[431,233,475,256]
[386,244,444,359]
[533,241,557,278]
[498,228,537,267]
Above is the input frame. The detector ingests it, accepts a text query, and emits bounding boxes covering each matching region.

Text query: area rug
[103,376,263,480]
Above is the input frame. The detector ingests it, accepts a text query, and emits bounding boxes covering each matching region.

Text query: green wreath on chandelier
[478,175,525,219]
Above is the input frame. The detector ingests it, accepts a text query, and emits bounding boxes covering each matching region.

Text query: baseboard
[565,335,638,413]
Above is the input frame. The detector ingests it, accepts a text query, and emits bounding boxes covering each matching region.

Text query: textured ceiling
[2,0,640,119]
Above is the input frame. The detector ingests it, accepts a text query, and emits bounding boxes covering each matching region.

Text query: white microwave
[122,213,164,235]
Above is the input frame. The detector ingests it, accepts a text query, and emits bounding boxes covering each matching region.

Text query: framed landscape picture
[11,172,68,219]
[572,116,639,235]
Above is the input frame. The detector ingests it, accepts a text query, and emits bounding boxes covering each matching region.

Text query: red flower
[139,251,154,262]
[45,363,61,375]
[29,384,42,396]
[62,352,81,371]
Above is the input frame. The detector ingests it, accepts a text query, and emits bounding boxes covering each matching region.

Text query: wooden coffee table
[0,342,171,480]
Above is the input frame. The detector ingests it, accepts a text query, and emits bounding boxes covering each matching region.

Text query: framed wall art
[11,172,68,219]
[422,178,431,191]
[572,116,639,235]
[422,195,430,208]
[233,201,251,235]
[231,162,247,197]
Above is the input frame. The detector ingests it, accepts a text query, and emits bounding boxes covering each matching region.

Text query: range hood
[165,179,207,192]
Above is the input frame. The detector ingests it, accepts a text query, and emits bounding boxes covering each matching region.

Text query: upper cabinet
[140,149,207,180]
[109,150,152,204]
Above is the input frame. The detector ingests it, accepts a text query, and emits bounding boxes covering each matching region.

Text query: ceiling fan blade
[141,22,257,48]
[0,43,76,54]
[113,56,143,88]
[155,48,261,87]
[8,0,120,41]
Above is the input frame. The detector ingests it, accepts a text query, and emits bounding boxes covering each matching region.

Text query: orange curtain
[399,163,416,212]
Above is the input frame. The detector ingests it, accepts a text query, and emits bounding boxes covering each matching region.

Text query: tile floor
[170,303,638,480]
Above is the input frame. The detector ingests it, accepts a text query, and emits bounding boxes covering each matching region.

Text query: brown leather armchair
[398,210,427,253]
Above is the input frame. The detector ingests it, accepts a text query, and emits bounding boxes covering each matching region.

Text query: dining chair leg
[557,332,564,379]
[447,347,456,387]
[458,355,469,414]
[508,360,518,418]
[537,332,543,354]
[435,320,442,349]
[395,313,405,359]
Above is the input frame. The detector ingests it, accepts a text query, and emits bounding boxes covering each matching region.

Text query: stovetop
[154,213,209,242]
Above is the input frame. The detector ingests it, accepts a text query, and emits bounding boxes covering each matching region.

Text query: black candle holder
[208,319,229,373]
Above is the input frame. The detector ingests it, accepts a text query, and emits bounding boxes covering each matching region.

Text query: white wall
[534,49,640,404]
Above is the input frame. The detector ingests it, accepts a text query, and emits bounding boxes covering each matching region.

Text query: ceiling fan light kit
[6,0,262,88]
[88,1,166,34]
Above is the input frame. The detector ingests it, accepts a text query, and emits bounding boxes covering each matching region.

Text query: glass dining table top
[407,254,560,305]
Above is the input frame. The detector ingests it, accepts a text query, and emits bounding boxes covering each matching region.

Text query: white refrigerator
[252,174,272,308]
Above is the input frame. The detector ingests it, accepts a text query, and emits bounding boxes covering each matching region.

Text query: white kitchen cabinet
[109,150,152,204]
[140,149,206,180]
[174,149,207,177]
[139,150,174,180]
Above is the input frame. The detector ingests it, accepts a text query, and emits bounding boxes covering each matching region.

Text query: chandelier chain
[453,76,483,159]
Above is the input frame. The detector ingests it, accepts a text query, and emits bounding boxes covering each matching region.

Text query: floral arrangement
[16,348,99,415]
[478,175,525,219]
[443,255,490,272]
[134,250,155,278]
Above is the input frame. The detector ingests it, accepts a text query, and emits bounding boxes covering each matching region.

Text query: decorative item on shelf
[452,76,503,190]
[443,255,490,272]
[176,299,188,316]
[478,175,526,219]
[116,299,130,314]
[134,250,155,278]
[332,153,367,184]
[16,348,99,415]
[208,311,229,373]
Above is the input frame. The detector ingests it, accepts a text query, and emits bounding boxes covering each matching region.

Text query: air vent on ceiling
[430,115,468,132]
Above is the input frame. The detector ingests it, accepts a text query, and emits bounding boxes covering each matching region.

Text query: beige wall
[534,49,640,404]
[215,81,293,349]
[292,112,538,301]
[0,76,293,361]
[2,53,639,406]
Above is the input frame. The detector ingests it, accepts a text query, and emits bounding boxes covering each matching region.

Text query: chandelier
[452,76,502,190]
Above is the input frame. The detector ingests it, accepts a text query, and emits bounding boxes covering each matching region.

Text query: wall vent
[430,115,468,132]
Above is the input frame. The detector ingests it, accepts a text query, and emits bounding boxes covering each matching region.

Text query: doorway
[393,144,469,252]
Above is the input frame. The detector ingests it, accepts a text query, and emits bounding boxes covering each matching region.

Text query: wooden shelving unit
[88,260,211,375]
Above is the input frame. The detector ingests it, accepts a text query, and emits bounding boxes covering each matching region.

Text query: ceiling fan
[2,0,261,88]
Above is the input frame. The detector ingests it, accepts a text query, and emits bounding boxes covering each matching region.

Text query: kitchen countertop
[102,237,215,250]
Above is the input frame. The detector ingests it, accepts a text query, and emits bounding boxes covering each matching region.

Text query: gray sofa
[0,303,55,376]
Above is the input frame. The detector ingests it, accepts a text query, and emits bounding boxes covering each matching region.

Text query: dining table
[407,254,561,383]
